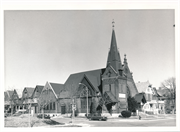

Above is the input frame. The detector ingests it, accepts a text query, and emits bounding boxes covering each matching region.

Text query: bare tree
[38,88,56,118]
[161,77,176,111]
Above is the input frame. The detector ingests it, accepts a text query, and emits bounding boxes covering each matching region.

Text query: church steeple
[107,20,122,72]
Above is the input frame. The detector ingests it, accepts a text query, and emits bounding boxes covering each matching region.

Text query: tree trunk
[42,107,44,119]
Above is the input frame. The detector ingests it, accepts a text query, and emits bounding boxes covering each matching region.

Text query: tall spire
[107,20,122,72]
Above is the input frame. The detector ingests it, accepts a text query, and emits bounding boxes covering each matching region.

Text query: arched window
[127,86,131,97]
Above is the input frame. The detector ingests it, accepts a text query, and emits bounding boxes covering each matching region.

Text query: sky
[4,10,175,96]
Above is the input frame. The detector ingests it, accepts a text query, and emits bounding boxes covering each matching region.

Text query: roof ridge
[70,68,105,76]
[25,87,34,89]
[49,82,63,85]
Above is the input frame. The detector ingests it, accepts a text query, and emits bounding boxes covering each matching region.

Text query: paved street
[52,115,176,127]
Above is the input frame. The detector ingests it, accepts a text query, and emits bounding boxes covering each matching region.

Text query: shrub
[121,111,131,118]
[132,109,136,112]
[128,96,138,112]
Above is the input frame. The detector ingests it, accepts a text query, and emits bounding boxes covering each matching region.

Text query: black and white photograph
[1,1,179,131]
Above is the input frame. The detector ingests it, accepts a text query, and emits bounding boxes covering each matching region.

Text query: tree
[127,96,139,112]
[90,98,97,115]
[38,88,56,118]
[161,77,176,112]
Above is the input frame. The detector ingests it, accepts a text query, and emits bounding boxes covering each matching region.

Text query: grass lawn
[4,114,64,127]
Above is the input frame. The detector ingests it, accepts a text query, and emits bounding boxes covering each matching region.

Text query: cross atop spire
[124,54,127,64]
[112,19,115,29]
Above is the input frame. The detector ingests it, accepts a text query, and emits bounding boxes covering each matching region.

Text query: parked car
[86,113,107,121]
[37,114,51,119]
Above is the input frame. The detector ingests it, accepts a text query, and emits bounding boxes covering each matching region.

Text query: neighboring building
[21,87,35,110]
[135,81,157,102]
[135,81,175,114]
[31,85,44,114]
[133,92,147,111]
[157,88,175,112]
[4,89,23,114]
[4,90,14,113]
[135,81,161,113]
[39,82,64,114]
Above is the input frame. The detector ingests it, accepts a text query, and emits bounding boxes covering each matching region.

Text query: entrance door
[81,97,92,113]
[61,106,66,114]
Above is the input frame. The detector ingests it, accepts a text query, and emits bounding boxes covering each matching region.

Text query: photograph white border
[0,1,179,132]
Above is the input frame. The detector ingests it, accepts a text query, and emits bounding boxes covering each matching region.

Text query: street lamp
[79,83,88,117]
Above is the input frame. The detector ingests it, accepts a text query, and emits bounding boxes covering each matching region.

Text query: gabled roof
[4,92,8,100]
[133,93,146,103]
[135,81,151,93]
[4,90,14,100]
[36,85,44,92]
[64,68,105,95]
[4,91,11,101]
[59,90,70,98]
[157,89,171,97]
[31,85,44,98]
[127,81,138,97]
[49,83,64,96]
[25,87,35,98]
[7,90,14,98]
[84,74,99,92]
[12,89,19,99]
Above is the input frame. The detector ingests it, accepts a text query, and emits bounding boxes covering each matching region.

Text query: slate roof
[127,81,138,97]
[157,89,171,97]
[4,92,8,101]
[8,90,14,97]
[59,90,70,98]
[31,85,44,98]
[4,92,10,101]
[135,81,151,93]
[4,90,15,101]
[25,87,35,98]
[133,93,146,103]
[64,68,105,96]
[49,82,64,96]
[36,85,44,93]
[85,74,99,92]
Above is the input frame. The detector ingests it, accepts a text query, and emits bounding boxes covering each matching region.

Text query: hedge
[121,111,131,118]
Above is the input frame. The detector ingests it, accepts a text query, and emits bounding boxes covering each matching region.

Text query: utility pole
[29,103,31,127]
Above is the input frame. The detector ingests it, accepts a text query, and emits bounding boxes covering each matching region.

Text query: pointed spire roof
[107,21,122,72]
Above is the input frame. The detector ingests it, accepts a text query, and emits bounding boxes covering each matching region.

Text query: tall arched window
[127,86,131,97]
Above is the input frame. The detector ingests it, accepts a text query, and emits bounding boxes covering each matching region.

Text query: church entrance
[61,105,66,114]
[80,97,92,113]
[103,91,119,114]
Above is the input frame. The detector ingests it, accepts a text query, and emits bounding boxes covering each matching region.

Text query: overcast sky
[4,10,175,95]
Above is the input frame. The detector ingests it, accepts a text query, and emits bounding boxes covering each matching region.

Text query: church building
[39,21,138,115]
